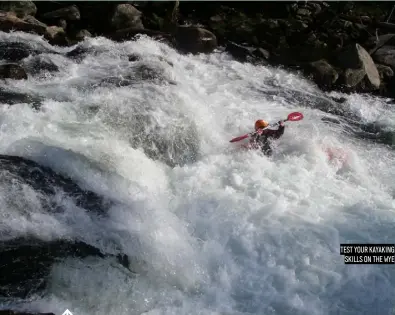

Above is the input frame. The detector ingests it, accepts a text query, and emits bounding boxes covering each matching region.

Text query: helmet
[255,119,269,130]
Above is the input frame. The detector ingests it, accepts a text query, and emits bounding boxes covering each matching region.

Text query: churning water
[0,31,394,315]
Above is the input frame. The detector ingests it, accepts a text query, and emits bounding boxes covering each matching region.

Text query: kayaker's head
[255,119,269,130]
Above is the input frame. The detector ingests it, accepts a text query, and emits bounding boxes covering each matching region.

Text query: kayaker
[249,119,285,156]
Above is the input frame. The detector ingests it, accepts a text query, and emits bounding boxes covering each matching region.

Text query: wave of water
[0,31,394,315]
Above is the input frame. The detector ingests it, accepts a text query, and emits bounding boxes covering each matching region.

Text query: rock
[44,26,68,46]
[0,87,43,108]
[335,43,380,89]
[128,54,140,62]
[23,15,47,28]
[41,5,80,21]
[57,19,67,29]
[111,4,144,30]
[23,55,59,75]
[75,29,92,41]
[225,41,255,61]
[175,26,217,54]
[0,42,35,62]
[365,34,395,54]
[306,2,322,15]
[0,237,105,298]
[0,11,46,35]
[342,68,366,88]
[296,8,311,17]
[376,63,394,79]
[0,1,36,18]
[0,64,28,80]
[306,59,339,89]
[372,45,395,69]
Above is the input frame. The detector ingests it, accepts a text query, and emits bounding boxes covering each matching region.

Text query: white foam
[0,33,394,315]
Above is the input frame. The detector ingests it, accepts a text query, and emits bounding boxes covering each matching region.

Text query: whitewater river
[0,31,394,315]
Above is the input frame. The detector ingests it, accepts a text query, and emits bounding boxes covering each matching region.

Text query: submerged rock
[0,155,111,214]
[40,5,80,21]
[0,63,28,80]
[23,55,59,75]
[0,237,111,298]
[175,26,217,54]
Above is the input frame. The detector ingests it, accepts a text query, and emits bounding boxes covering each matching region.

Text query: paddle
[229,112,304,143]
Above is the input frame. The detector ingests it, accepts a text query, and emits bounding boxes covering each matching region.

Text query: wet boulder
[175,26,217,54]
[44,26,68,46]
[0,87,43,108]
[0,42,35,62]
[335,43,380,89]
[372,45,395,70]
[111,4,144,31]
[23,15,48,28]
[23,55,59,75]
[0,64,28,80]
[376,63,394,80]
[0,155,111,214]
[304,59,339,89]
[0,238,104,298]
[75,29,92,41]
[0,11,46,35]
[0,0,37,18]
[40,5,80,21]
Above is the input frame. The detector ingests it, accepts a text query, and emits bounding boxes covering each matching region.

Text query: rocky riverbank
[1,1,395,100]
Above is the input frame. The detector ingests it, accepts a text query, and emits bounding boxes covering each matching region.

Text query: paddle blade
[229,134,249,143]
[287,112,304,121]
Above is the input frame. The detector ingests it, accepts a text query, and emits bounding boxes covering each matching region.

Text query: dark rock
[128,54,140,62]
[372,45,395,69]
[0,42,34,62]
[306,2,322,15]
[253,47,270,60]
[376,63,394,79]
[175,26,217,54]
[44,26,68,46]
[0,1,36,18]
[108,28,172,44]
[23,15,47,28]
[0,155,111,214]
[111,4,144,31]
[0,11,46,35]
[225,41,255,62]
[335,43,380,89]
[41,5,80,21]
[65,45,91,60]
[0,64,27,80]
[0,87,43,108]
[0,237,106,298]
[365,34,395,54]
[341,68,367,88]
[75,29,92,41]
[57,19,67,29]
[23,55,59,75]
[305,59,339,89]
[296,8,311,17]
